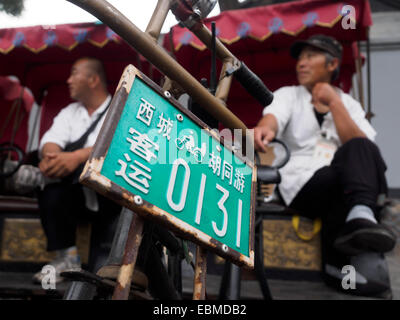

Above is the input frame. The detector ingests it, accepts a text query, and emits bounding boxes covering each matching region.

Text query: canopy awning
[168,0,372,52]
[163,0,372,128]
[0,22,161,150]
[0,22,121,55]
[0,22,160,103]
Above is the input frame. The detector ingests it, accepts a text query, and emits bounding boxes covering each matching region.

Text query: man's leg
[331,137,387,215]
[289,140,395,296]
[289,165,347,269]
[38,183,84,251]
[330,137,396,255]
[34,183,86,283]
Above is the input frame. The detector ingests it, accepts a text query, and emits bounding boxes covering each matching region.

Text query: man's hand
[39,152,81,178]
[254,126,276,153]
[38,155,53,174]
[311,83,341,114]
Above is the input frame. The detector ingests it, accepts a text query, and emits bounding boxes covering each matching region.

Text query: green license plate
[81,65,255,267]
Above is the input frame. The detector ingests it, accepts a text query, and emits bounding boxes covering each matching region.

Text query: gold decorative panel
[263,219,321,271]
[214,217,321,271]
[1,218,90,264]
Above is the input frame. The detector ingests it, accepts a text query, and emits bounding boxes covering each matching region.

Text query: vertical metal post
[145,0,171,41]
[366,27,373,122]
[112,211,144,300]
[254,220,272,300]
[226,264,241,299]
[193,246,207,300]
[355,41,365,110]
[215,61,234,102]
[218,261,241,300]
[105,207,133,266]
[210,22,217,95]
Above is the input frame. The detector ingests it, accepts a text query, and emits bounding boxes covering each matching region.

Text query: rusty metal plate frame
[80,65,256,268]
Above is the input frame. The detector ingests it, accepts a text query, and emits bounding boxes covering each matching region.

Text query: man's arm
[312,83,366,144]
[253,113,279,152]
[329,99,366,143]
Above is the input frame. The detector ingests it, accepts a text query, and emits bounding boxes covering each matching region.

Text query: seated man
[32,57,120,283]
[254,35,396,291]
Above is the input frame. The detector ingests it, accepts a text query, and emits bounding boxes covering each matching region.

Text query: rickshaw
[0,0,391,300]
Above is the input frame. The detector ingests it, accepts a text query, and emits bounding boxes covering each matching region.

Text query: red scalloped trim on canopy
[170,0,372,52]
[0,22,121,55]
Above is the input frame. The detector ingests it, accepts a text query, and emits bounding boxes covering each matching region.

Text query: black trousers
[289,137,388,262]
[38,182,121,269]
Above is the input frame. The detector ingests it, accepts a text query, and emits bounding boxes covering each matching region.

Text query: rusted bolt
[164,91,171,98]
[134,195,143,205]
[176,114,184,122]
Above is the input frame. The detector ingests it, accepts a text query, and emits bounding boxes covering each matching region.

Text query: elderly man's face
[296,46,333,90]
[67,59,92,101]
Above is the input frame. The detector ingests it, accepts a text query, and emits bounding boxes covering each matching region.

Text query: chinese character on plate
[157,112,174,141]
[222,161,233,185]
[126,127,159,163]
[209,152,221,176]
[234,168,245,193]
[115,153,152,194]
[136,98,155,126]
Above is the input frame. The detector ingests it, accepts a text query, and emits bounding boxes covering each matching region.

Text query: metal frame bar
[193,246,207,300]
[366,27,373,121]
[355,41,365,110]
[145,0,171,41]
[66,0,248,135]
[112,211,144,300]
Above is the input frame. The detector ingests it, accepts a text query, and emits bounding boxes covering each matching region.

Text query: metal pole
[189,24,238,103]
[193,246,207,300]
[215,60,234,103]
[210,22,217,95]
[102,207,133,267]
[112,211,144,300]
[66,0,248,134]
[190,24,235,62]
[226,264,241,300]
[355,41,365,110]
[145,0,171,41]
[366,28,373,122]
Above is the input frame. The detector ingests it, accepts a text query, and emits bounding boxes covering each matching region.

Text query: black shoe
[333,218,397,256]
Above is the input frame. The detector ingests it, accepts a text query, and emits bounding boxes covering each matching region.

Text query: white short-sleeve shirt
[39,95,112,211]
[39,95,111,152]
[262,85,376,206]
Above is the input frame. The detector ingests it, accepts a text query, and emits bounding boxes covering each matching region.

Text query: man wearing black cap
[254,34,396,295]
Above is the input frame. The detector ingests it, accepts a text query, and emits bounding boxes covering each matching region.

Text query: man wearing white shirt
[254,35,396,293]
[33,57,120,283]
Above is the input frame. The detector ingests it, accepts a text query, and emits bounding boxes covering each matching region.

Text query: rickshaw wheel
[0,142,25,178]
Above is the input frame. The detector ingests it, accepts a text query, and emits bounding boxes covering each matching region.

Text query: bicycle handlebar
[233,61,274,107]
